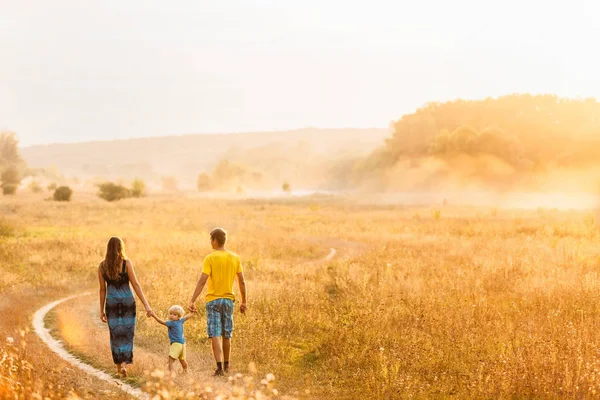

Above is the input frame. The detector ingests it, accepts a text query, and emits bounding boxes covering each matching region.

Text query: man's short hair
[210,228,227,246]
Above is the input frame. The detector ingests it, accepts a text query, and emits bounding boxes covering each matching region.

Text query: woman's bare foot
[117,363,128,378]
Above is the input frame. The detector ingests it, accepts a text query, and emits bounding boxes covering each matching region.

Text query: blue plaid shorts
[206,298,234,338]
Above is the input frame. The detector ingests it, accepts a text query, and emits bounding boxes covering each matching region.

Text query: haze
[2,0,600,146]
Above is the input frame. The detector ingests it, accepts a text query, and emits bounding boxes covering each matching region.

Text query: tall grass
[2,197,600,398]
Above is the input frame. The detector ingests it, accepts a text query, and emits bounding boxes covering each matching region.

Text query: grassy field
[2,193,600,398]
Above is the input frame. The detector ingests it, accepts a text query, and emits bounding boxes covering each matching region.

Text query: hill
[21,128,388,190]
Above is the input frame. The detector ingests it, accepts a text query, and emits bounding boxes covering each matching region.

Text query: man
[188,227,247,376]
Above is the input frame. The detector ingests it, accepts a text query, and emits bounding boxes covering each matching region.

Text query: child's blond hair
[169,305,185,318]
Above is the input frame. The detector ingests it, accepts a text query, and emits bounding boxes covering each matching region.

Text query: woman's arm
[126,260,153,316]
[150,312,167,326]
[98,264,107,323]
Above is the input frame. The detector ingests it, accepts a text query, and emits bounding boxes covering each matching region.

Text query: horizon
[17,125,388,148]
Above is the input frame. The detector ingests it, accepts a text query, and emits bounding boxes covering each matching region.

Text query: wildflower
[6,337,14,345]
[266,373,275,382]
[248,361,257,373]
[150,369,165,379]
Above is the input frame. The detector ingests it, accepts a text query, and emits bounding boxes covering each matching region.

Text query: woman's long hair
[104,237,127,280]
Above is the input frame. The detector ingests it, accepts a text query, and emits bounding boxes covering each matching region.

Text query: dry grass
[2,195,600,398]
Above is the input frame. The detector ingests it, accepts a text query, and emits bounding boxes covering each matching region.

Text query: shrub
[47,182,57,191]
[1,167,20,195]
[2,184,17,195]
[53,186,73,201]
[282,181,291,193]
[97,182,130,202]
[131,179,146,198]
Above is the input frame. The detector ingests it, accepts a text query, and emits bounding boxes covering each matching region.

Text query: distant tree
[0,132,24,171]
[162,176,178,192]
[197,173,212,192]
[98,182,131,202]
[213,160,247,188]
[131,179,146,198]
[282,181,291,193]
[1,167,21,195]
[0,132,26,195]
[53,186,73,201]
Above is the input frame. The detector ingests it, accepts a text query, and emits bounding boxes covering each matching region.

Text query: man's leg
[222,337,231,371]
[211,337,223,363]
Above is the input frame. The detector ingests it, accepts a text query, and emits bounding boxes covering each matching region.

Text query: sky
[1,0,599,147]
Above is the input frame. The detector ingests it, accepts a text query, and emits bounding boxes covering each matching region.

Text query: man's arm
[188,273,209,312]
[237,272,247,314]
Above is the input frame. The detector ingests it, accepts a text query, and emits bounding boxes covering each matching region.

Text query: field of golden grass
[2,194,600,398]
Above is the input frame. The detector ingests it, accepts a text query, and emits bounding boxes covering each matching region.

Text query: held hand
[100,312,107,323]
[188,302,197,313]
[240,303,247,314]
[145,307,153,317]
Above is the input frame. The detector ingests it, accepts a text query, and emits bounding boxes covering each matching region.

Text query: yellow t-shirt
[201,250,242,302]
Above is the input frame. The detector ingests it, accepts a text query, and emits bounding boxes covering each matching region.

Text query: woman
[98,236,152,377]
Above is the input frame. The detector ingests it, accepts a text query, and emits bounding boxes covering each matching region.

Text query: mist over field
[16,94,600,210]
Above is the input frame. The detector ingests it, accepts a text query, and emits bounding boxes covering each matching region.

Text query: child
[150,305,194,373]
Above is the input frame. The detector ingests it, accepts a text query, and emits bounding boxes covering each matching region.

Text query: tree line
[355,94,600,190]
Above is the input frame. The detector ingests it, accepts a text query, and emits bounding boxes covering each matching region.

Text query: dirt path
[32,292,148,399]
[324,247,336,261]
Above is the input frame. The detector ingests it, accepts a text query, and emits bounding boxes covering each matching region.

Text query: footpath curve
[32,292,147,399]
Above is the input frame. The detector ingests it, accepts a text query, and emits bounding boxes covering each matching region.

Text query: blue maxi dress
[101,260,136,364]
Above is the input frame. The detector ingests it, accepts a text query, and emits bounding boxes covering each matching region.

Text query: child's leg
[179,344,188,372]
[168,357,175,372]
[179,359,188,372]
